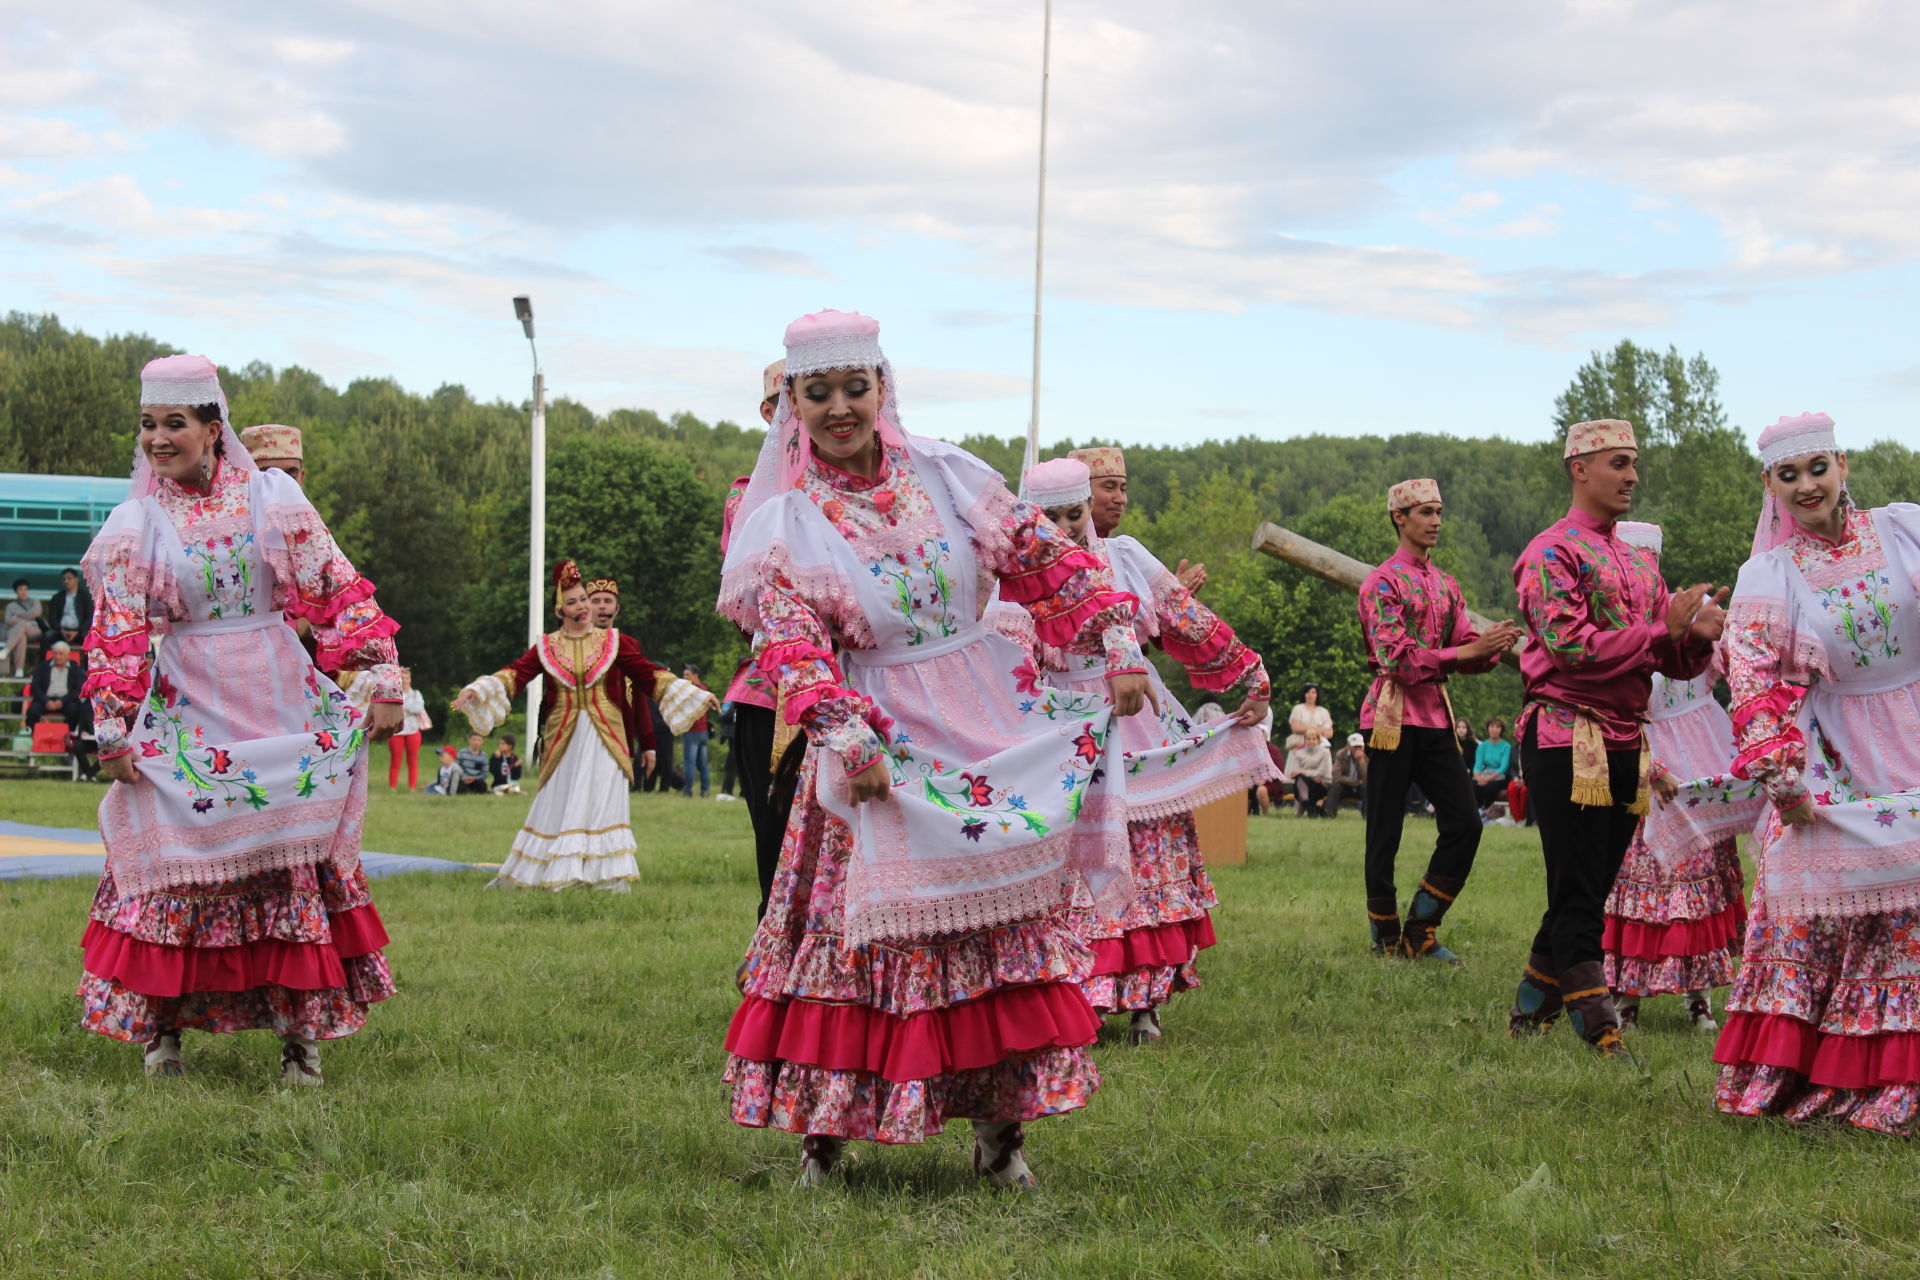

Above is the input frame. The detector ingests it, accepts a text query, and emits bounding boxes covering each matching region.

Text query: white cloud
[704,246,833,279]
[2,0,1917,352]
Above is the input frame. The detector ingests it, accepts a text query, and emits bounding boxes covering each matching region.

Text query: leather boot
[1508,953,1563,1036]
[1367,897,1401,955]
[1561,960,1621,1049]
[1400,875,1465,963]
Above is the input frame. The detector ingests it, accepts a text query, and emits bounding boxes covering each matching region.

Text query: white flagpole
[1021,0,1053,488]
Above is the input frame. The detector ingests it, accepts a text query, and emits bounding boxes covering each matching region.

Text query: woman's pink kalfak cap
[782,309,884,377]
[140,353,223,406]
[1757,412,1838,469]
[1024,457,1092,509]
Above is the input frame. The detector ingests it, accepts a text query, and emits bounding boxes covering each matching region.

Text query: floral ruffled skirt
[1714,897,1920,1136]
[723,754,1101,1144]
[78,862,395,1043]
[1602,827,1745,998]
[1078,811,1217,1013]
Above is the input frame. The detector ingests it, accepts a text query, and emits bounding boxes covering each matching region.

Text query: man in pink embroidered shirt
[1507,419,1727,1057]
[1359,478,1521,961]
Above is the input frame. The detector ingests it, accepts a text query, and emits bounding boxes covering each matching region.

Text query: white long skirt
[488,726,638,891]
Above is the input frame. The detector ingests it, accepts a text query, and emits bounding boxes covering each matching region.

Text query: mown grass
[2,778,1916,1279]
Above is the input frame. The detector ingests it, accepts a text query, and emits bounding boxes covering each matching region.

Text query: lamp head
[513,295,535,340]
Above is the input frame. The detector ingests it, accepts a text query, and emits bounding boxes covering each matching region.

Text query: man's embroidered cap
[239,423,301,463]
[584,577,620,597]
[1616,521,1663,554]
[762,360,786,402]
[1387,478,1441,511]
[783,310,882,377]
[1069,446,1125,479]
[1564,419,1637,458]
[1758,412,1838,470]
[141,354,223,409]
[1025,457,1092,510]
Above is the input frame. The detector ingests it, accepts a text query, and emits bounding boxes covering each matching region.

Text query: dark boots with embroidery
[1508,953,1563,1036]
[1560,960,1627,1056]
[1367,897,1401,955]
[1399,875,1465,963]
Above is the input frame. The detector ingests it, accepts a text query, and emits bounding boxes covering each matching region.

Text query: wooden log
[1250,520,1525,668]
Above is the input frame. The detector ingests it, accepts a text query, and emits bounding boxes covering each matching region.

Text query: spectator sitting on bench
[1331,732,1368,817]
[7,578,44,678]
[456,732,492,794]
[27,641,88,731]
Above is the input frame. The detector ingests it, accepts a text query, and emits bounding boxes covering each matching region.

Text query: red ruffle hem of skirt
[1714,1012,1920,1091]
[724,981,1100,1084]
[79,905,389,998]
[1089,914,1216,976]
[1602,901,1745,961]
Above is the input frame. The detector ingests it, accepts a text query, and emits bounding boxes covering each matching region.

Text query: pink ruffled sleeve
[79,509,165,757]
[261,477,401,699]
[1150,568,1267,695]
[754,565,886,777]
[1725,553,1827,810]
[978,486,1145,673]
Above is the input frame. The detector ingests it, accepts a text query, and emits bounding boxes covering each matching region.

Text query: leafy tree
[1553,340,1727,445]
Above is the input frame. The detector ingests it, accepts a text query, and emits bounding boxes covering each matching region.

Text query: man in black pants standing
[720,360,792,916]
[1506,420,1724,1056]
[1358,479,1522,960]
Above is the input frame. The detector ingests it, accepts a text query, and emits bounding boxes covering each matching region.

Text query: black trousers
[732,703,782,917]
[719,736,741,795]
[1522,725,1642,972]
[1363,725,1481,905]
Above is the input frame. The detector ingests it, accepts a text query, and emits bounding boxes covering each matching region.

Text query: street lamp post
[514,295,546,734]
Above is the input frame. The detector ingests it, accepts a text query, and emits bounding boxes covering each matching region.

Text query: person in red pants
[388,667,429,790]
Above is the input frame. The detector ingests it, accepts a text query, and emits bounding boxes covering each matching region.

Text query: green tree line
[5,317,1915,735]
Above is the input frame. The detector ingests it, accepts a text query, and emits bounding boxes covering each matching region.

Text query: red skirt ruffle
[725,981,1100,1084]
[79,904,390,998]
[1602,900,1745,961]
[1714,1012,1920,1091]
[1088,913,1216,976]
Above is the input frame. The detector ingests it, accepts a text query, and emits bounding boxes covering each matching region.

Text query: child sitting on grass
[491,734,524,795]
[426,746,461,795]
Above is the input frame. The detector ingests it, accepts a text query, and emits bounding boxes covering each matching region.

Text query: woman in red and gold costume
[453,561,711,890]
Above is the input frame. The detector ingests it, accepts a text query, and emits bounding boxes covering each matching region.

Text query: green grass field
[2,777,1914,1279]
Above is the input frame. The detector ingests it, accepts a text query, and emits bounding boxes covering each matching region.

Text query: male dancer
[722,362,788,914]
[1359,479,1521,960]
[1068,445,1206,589]
[239,424,304,486]
[1506,420,1725,1057]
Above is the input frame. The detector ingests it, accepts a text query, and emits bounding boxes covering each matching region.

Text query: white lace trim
[462,674,512,734]
[1760,425,1840,469]
[140,374,225,406]
[786,332,885,377]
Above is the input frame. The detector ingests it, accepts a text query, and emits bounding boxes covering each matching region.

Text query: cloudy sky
[4,0,1918,448]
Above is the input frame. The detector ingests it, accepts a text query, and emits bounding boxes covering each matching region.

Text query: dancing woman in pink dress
[1714,413,1920,1133]
[720,310,1155,1189]
[1014,456,1276,1045]
[80,356,404,1083]
[1601,522,1760,1032]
